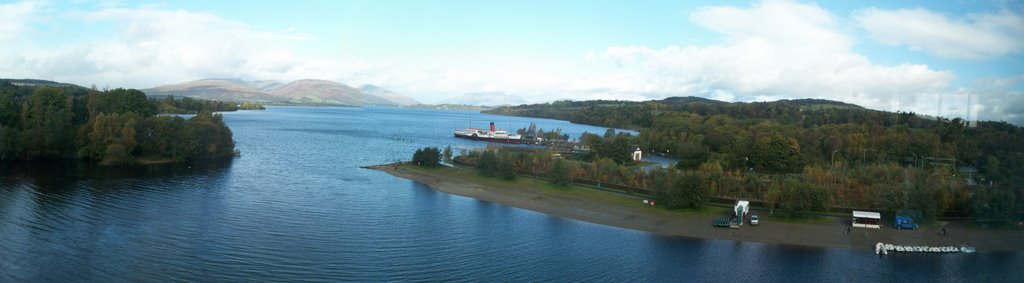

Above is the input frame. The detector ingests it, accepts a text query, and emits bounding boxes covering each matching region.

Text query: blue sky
[2,0,1022,124]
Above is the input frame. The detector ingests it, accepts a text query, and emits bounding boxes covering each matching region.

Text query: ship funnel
[489,122,495,132]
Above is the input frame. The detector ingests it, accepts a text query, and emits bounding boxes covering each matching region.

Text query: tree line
[155,95,265,114]
[0,81,237,165]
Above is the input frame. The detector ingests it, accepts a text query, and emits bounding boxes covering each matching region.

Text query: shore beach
[369,163,1024,252]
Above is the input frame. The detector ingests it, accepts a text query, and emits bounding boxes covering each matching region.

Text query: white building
[852,211,881,229]
[632,147,642,162]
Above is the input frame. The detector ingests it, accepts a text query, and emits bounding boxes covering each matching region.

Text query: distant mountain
[359,85,418,106]
[144,79,270,102]
[144,79,418,106]
[442,92,527,107]
[269,79,395,105]
[214,78,283,92]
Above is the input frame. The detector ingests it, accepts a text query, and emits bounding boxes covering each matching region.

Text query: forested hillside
[486,97,1023,224]
[487,97,1021,181]
[0,80,236,165]
[155,95,250,114]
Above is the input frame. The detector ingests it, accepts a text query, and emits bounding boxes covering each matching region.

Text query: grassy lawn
[401,164,727,217]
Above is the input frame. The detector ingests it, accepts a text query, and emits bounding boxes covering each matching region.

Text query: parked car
[750,215,759,226]
[895,216,918,230]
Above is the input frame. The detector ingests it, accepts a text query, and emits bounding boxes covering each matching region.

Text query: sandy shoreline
[368,164,1023,252]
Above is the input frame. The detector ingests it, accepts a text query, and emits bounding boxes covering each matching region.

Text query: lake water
[2,106,1021,281]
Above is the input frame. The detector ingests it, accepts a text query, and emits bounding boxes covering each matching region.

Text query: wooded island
[0,80,240,165]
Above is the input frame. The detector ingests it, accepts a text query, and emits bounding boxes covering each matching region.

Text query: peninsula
[370,163,1024,252]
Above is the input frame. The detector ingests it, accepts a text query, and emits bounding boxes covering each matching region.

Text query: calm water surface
[2,106,1021,281]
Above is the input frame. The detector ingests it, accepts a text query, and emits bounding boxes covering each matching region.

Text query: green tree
[239,102,265,110]
[412,147,441,167]
[179,111,236,160]
[765,180,782,215]
[675,141,709,170]
[136,115,187,159]
[777,178,828,217]
[579,132,602,149]
[670,172,710,209]
[603,128,617,139]
[548,158,571,186]
[600,134,633,164]
[477,150,499,177]
[984,156,1001,181]
[98,88,157,116]
[20,87,74,158]
[497,156,516,180]
[0,83,238,164]
[971,185,1018,226]
[751,135,803,173]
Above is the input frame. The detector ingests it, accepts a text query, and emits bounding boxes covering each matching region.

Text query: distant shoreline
[368,163,1024,252]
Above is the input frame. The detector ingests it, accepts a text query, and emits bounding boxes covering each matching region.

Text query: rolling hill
[144,78,419,106]
[144,79,270,102]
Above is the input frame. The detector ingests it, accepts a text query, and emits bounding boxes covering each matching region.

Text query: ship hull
[454,133,525,144]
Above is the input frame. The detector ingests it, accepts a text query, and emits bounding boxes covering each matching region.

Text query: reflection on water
[1,106,1021,281]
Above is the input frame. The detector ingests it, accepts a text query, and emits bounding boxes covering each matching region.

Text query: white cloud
[2,3,353,88]
[690,0,851,52]
[0,1,40,42]
[966,75,1024,125]
[583,0,956,118]
[854,7,1024,60]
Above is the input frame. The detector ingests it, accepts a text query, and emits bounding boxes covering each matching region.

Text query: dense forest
[0,80,237,165]
[155,95,251,114]
[479,97,1023,224]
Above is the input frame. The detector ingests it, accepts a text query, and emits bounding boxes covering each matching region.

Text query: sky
[2,0,1023,124]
